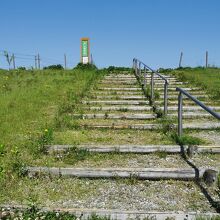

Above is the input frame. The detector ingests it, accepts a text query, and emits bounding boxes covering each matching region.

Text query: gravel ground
[2,178,217,213]
[33,154,192,168]
[190,130,220,145]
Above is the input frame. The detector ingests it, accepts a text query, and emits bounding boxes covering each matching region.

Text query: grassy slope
[169,67,220,99]
[0,68,102,184]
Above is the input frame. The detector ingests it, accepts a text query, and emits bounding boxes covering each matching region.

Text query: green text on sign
[82,41,88,57]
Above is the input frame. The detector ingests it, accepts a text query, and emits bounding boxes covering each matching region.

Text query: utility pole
[179,52,183,68]
[206,51,208,68]
[12,54,16,69]
[91,53,93,65]
[37,53,40,69]
[35,56,38,69]
[64,54,67,69]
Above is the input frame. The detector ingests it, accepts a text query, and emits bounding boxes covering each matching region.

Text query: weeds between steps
[159,117,205,145]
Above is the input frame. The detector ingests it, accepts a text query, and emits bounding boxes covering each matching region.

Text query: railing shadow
[180,145,220,213]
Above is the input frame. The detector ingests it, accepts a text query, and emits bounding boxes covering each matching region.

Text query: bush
[17,66,26,70]
[74,62,97,70]
[43,64,64,70]
[106,66,131,72]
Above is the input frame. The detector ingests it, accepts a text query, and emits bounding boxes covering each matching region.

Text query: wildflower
[44,129,48,132]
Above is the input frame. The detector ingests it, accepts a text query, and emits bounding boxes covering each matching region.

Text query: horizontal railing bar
[176,87,220,120]
[133,58,169,84]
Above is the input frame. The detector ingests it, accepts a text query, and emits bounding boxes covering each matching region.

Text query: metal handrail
[176,87,220,136]
[133,58,169,115]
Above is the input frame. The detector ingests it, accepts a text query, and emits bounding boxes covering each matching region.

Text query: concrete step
[101,79,179,83]
[81,122,220,130]
[94,95,147,100]
[71,113,156,120]
[155,100,214,106]
[100,87,142,91]
[82,100,149,105]
[93,91,143,95]
[168,112,220,119]
[157,87,201,91]
[85,106,220,112]
[47,144,220,154]
[27,166,211,180]
[84,106,152,111]
[3,206,218,220]
[165,94,209,99]
[165,106,220,111]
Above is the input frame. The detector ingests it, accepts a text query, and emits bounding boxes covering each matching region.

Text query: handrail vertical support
[135,60,138,76]
[164,82,168,115]
[178,92,183,137]
[151,72,154,105]
[144,67,146,89]
[139,62,141,79]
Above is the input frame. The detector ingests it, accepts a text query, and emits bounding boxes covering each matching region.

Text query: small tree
[4,51,13,70]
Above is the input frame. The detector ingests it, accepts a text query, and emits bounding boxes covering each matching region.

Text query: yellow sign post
[81,38,90,64]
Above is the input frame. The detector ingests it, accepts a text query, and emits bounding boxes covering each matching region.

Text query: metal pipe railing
[176,87,220,136]
[133,58,169,116]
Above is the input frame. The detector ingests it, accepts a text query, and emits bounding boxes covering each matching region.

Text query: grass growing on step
[159,117,206,145]
[171,133,205,145]
[63,146,90,164]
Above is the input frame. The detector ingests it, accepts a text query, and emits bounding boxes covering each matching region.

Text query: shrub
[43,64,64,70]
[17,66,26,70]
[74,62,97,70]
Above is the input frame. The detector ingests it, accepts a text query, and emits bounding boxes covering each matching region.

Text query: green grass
[0,68,103,185]
[169,67,220,100]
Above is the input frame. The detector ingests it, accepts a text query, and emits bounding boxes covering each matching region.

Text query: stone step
[92,94,208,100]
[163,94,209,99]
[100,87,142,91]
[155,100,214,105]
[47,144,220,154]
[81,122,220,130]
[158,90,206,94]
[99,82,185,87]
[105,75,176,79]
[27,166,211,180]
[84,106,152,111]
[3,205,218,220]
[71,113,156,120]
[94,95,147,100]
[93,91,143,95]
[165,106,220,111]
[101,79,179,83]
[83,106,220,112]
[156,87,201,91]
[82,100,149,105]
[168,112,220,119]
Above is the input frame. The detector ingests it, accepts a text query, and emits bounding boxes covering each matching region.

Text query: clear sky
[0,0,220,69]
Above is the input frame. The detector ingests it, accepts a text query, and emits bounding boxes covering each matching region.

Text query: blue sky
[0,0,220,69]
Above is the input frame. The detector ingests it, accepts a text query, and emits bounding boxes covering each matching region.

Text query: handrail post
[144,66,146,89]
[139,62,141,79]
[178,92,183,137]
[135,60,138,76]
[164,82,168,116]
[151,71,154,105]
